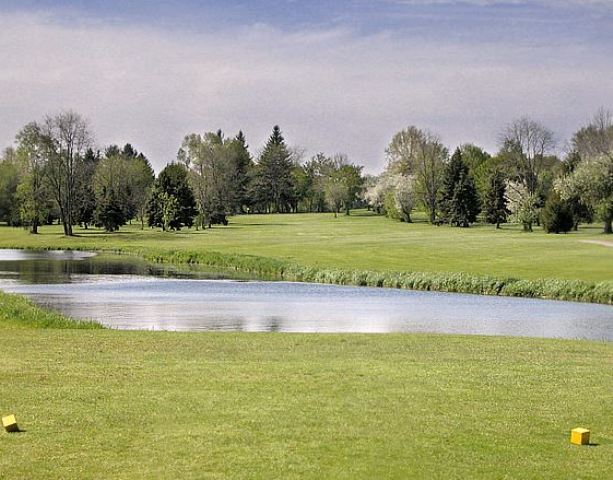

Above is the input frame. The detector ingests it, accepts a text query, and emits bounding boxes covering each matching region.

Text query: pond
[0,249,612,340]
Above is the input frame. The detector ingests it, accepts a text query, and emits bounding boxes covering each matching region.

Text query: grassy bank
[0,290,102,329]
[0,212,612,303]
[1,329,611,479]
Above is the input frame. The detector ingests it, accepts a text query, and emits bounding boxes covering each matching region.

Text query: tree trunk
[429,210,436,224]
[604,217,612,234]
[30,222,38,234]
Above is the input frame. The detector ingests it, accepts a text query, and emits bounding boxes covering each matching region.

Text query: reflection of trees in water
[0,254,257,284]
[264,316,282,332]
[0,257,149,284]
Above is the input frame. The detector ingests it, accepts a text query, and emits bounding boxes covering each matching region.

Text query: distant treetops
[1,109,611,234]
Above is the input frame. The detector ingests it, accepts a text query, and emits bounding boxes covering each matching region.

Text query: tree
[386,126,447,223]
[541,191,574,234]
[15,124,50,233]
[178,130,240,227]
[364,175,386,214]
[250,126,296,213]
[483,169,509,228]
[448,171,480,227]
[557,109,613,234]
[439,148,467,223]
[42,111,93,236]
[389,174,417,223]
[300,153,336,213]
[320,155,363,217]
[160,192,179,232]
[147,163,196,230]
[124,147,155,229]
[557,155,613,234]
[324,173,345,218]
[500,117,555,196]
[572,108,613,160]
[460,144,495,204]
[507,182,539,232]
[0,148,21,226]
[229,131,253,212]
[93,153,132,232]
[336,158,363,215]
[74,148,99,229]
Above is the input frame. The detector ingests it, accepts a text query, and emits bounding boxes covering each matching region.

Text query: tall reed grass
[136,248,613,305]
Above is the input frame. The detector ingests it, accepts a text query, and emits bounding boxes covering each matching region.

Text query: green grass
[0,330,611,479]
[0,290,102,329]
[1,211,612,303]
[1,213,611,478]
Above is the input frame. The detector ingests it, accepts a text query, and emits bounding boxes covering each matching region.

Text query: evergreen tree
[95,192,126,232]
[122,143,137,158]
[484,169,509,228]
[439,148,468,222]
[251,126,295,213]
[147,163,196,230]
[230,131,253,212]
[541,191,574,233]
[93,153,132,232]
[449,171,481,227]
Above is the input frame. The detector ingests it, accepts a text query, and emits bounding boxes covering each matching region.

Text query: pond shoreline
[2,245,612,305]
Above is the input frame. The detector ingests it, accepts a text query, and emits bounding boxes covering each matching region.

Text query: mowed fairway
[0,330,611,479]
[0,211,611,282]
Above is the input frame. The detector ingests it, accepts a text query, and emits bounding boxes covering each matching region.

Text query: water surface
[1,249,611,340]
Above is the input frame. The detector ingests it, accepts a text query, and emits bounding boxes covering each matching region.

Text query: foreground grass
[0,291,102,329]
[0,330,611,479]
[1,212,612,303]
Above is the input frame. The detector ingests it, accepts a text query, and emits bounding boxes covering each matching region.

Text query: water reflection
[0,249,612,340]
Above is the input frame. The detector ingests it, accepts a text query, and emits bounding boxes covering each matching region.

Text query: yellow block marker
[2,414,19,433]
[570,427,590,445]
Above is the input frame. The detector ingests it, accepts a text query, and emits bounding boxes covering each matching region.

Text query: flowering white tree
[506,181,539,232]
[388,174,417,223]
[365,173,416,223]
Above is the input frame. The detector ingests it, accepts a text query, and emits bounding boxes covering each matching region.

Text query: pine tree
[541,191,574,234]
[251,126,295,213]
[449,171,481,227]
[439,148,468,223]
[232,130,253,212]
[484,169,509,228]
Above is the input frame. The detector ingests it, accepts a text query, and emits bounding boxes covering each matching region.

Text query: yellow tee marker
[570,427,590,445]
[2,414,19,433]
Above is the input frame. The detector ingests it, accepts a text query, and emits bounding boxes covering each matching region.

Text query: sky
[1,0,612,173]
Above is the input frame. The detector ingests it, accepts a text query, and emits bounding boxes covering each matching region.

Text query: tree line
[0,113,364,233]
[366,109,613,234]
[0,108,611,234]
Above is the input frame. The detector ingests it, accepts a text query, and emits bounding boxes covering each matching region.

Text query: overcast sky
[1,0,612,172]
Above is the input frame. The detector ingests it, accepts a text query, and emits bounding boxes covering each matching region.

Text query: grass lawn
[0,213,611,478]
[0,329,611,479]
[0,211,611,282]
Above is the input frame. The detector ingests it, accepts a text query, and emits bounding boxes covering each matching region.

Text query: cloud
[0,10,612,173]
